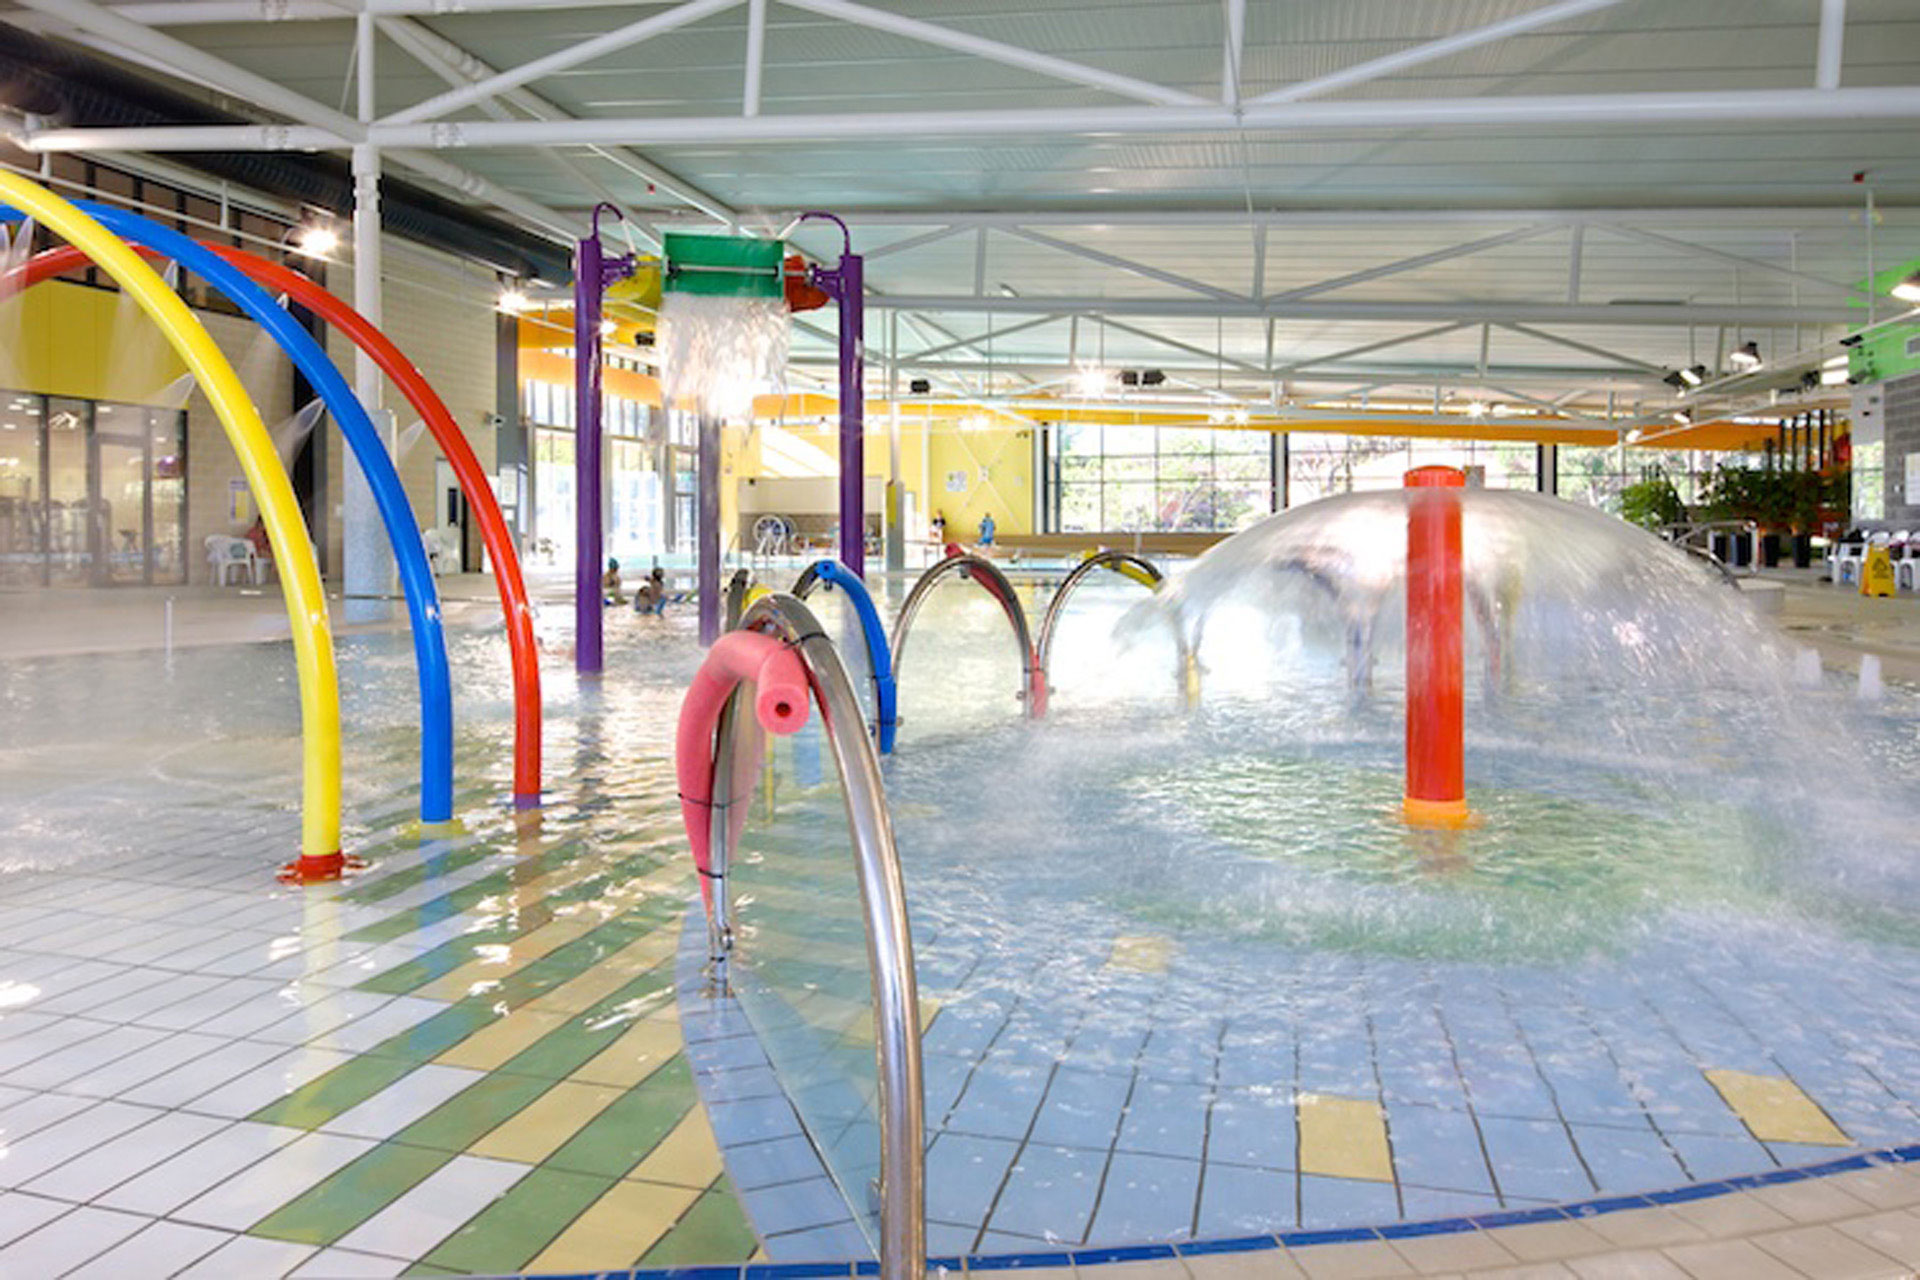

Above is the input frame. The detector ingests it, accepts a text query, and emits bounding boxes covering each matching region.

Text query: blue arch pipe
[793,558,897,754]
[8,203,457,825]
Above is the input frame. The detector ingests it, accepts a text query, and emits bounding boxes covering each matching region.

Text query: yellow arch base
[0,173,344,870]
[1402,796,1478,830]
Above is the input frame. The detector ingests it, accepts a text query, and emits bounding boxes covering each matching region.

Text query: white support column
[1221,0,1246,107]
[1817,0,1846,90]
[743,0,768,117]
[344,12,393,623]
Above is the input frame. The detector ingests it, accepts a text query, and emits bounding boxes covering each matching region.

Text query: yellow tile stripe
[412,917,600,1002]
[470,1079,627,1164]
[574,1012,683,1090]
[1108,934,1175,973]
[628,1106,725,1190]
[523,1178,703,1274]
[430,933,678,1073]
[1704,1068,1850,1146]
[1298,1092,1395,1182]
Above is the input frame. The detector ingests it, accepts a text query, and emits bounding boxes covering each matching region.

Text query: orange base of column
[1401,796,1477,829]
[277,851,367,885]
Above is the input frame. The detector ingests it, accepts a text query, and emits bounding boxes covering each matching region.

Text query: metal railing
[1033,550,1201,707]
[892,553,1046,717]
[709,592,926,1279]
[1662,520,1760,580]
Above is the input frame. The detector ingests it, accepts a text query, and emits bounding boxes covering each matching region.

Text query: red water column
[1403,466,1473,828]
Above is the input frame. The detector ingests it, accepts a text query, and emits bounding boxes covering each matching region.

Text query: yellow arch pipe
[0,173,343,870]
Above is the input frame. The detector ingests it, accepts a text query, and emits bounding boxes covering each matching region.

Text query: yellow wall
[2,280,188,405]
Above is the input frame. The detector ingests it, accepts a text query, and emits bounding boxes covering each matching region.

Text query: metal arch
[793,559,900,753]
[891,554,1045,718]
[1035,550,1165,687]
[714,592,926,1280]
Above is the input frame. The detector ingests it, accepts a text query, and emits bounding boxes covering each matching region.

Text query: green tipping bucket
[663,233,784,299]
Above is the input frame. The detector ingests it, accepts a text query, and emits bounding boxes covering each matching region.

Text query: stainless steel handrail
[892,554,1043,717]
[1034,550,1163,676]
[1033,550,1201,707]
[714,592,926,1280]
[1662,519,1761,579]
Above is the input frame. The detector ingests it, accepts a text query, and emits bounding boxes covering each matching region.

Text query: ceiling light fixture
[1073,366,1112,399]
[293,224,339,258]
[1728,341,1763,371]
[1891,270,1920,303]
[1680,365,1707,387]
[497,288,529,314]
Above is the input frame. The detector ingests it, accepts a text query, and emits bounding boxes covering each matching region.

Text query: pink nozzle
[676,631,812,910]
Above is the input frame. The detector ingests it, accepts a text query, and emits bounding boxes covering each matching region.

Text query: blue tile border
[572,1140,1920,1278]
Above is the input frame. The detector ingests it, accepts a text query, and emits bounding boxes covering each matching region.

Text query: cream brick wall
[325,237,501,576]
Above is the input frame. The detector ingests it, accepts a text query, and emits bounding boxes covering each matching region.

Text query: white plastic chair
[1833,543,1866,585]
[422,526,460,576]
[204,535,256,586]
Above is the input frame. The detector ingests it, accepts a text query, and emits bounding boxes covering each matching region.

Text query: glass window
[1048,422,1277,532]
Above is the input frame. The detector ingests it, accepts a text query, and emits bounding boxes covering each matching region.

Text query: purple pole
[804,213,865,579]
[573,204,633,675]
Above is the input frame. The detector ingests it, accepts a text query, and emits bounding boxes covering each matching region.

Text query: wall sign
[945,470,968,493]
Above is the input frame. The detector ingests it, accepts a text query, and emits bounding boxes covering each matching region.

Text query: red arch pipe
[10,244,545,808]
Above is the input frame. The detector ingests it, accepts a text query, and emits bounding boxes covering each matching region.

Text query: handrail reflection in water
[708,592,926,1279]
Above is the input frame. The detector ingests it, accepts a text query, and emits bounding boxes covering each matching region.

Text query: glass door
[94,426,148,585]
[45,400,91,585]
[0,395,43,587]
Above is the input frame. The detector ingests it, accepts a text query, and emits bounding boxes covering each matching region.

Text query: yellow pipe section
[0,173,342,862]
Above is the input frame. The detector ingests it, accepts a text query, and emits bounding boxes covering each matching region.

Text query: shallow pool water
[717,561,1920,1256]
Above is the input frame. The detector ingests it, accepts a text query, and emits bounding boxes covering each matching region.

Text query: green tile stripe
[337,845,497,906]
[542,1054,698,1179]
[347,851,679,992]
[342,838,604,944]
[248,1055,699,1252]
[251,914,684,1128]
[419,1166,615,1274]
[639,1183,759,1268]
[356,885,684,1000]
[250,1141,448,1245]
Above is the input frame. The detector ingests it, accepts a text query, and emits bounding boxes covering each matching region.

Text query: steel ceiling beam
[1252,0,1630,106]
[856,295,1858,325]
[1596,223,1864,296]
[1221,0,1245,108]
[14,0,365,140]
[1493,321,1666,375]
[1273,322,1470,375]
[106,0,687,20]
[777,0,1209,108]
[1265,223,1561,303]
[1000,225,1246,304]
[50,87,1920,154]
[381,0,741,126]
[375,14,735,224]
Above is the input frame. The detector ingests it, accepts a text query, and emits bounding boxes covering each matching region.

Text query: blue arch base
[8,204,457,825]
[793,559,897,754]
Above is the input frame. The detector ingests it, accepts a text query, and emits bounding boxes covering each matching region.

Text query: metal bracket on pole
[800,212,866,580]
[575,201,635,674]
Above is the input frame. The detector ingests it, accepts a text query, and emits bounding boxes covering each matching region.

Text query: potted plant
[1619,469,1686,532]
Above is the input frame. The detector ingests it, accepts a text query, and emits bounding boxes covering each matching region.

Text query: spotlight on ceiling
[496,288,529,314]
[1891,270,1920,303]
[293,224,339,257]
[909,377,931,394]
[1728,341,1763,371]
[1140,369,1166,387]
[1662,369,1690,390]
[1681,365,1707,386]
[1119,370,1140,387]
[1073,366,1112,398]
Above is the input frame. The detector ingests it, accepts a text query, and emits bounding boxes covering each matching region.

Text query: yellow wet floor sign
[1862,545,1897,597]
